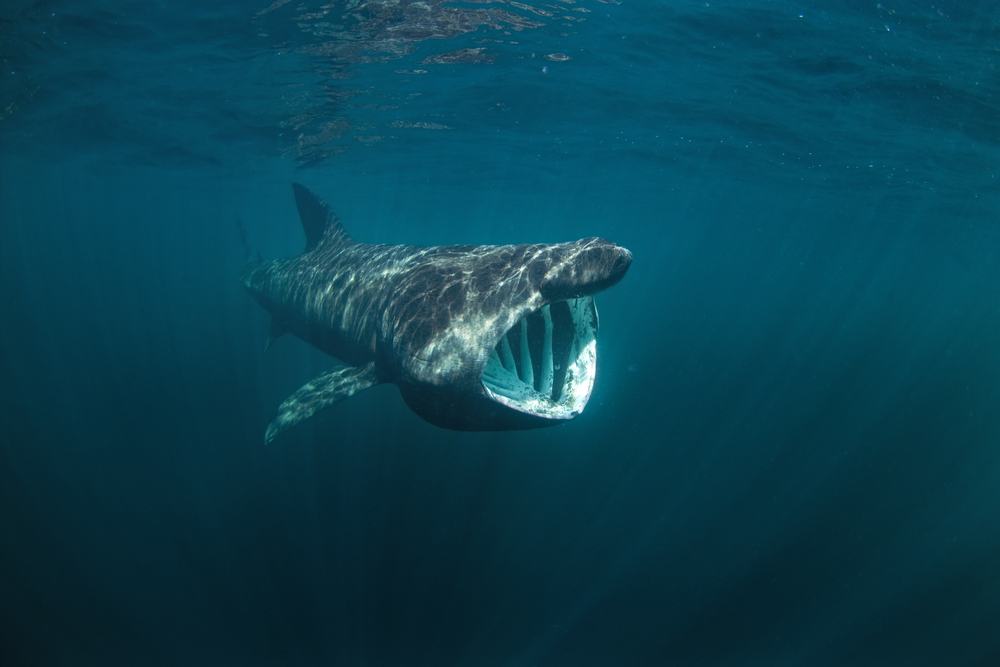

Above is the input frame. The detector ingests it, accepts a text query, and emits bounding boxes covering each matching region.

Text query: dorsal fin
[292,183,352,253]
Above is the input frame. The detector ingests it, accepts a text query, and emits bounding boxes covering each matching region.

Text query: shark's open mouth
[481,297,598,420]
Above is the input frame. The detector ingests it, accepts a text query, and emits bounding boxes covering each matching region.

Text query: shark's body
[242,184,632,442]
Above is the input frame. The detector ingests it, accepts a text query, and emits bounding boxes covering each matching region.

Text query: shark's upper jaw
[481,296,599,421]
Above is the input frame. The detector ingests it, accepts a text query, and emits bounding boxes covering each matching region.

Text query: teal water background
[2,1,999,664]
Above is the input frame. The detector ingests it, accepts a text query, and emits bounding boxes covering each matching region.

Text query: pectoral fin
[265,362,381,444]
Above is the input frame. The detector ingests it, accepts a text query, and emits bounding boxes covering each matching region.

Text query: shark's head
[388,237,632,431]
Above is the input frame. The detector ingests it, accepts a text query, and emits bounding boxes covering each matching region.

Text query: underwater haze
[2,0,1000,664]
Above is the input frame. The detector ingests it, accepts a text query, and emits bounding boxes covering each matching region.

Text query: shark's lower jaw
[481,297,598,421]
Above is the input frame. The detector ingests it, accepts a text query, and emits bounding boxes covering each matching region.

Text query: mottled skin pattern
[242,184,632,437]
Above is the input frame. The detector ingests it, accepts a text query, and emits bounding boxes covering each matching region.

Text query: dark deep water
[2,0,1000,665]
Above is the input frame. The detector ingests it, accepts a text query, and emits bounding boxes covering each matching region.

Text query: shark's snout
[539,238,632,303]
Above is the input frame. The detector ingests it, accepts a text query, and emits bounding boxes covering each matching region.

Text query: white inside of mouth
[481,297,598,420]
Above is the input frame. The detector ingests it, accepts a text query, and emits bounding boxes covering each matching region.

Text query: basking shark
[241,184,632,442]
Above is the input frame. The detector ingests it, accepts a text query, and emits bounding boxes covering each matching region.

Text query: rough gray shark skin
[241,184,632,442]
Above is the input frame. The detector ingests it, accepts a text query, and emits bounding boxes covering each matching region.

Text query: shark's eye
[481,297,598,419]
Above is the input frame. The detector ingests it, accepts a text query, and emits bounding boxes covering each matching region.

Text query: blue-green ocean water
[2,0,999,664]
